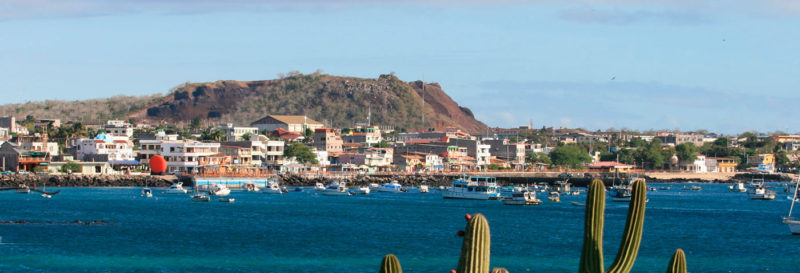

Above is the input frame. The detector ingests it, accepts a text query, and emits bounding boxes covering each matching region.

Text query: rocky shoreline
[0,172,794,189]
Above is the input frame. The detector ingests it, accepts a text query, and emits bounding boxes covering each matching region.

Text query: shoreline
[1,172,795,188]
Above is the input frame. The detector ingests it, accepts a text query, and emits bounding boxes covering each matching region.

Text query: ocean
[0,183,798,272]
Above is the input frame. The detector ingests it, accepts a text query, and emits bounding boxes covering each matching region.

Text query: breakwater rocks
[0,174,178,188]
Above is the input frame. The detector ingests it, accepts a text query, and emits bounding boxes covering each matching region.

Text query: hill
[1,73,488,133]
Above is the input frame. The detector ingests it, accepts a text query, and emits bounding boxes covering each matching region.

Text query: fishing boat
[243,182,260,192]
[165,182,189,194]
[503,191,541,205]
[729,182,747,192]
[142,187,153,198]
[314,182,326,192]
[748,183,776,200]
[357,186,370,195]
[377,180,403,193]
[262,180,283,194]
[548,192,560,202]
[321,181,350,196]
[207,183,231,197]
[441,175,501,200]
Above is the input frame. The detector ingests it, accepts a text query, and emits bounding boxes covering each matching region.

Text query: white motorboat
[369,183,380,190]
[191,193,210,202]
[377,180,404,193]
[441,175,501,200]
[729,182,747,192]
[218,198,235,203]
[784,178,800,235]
[357,186,370,195]
[243,182,260,192]
[321,181,350,196]
[503,191,541,205]
[165,182,189,194]
[207,183,231,197]
[314,182,326,191]
[749,183,776,200]
[419,185,429,193]
[262,180,283,194]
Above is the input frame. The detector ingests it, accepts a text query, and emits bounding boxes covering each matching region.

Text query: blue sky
[1,0,799,134]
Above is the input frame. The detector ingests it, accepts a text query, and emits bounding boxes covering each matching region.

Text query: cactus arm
[665,249,687,273]
[579,179,605,273]
[380,254,403,273]
[606,179,647,273]
[457,213,491,273]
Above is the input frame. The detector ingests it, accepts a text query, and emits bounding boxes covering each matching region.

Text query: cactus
[380,254,402,273]
[579,179,647,273]
[665,249,687,273]
[457,213,491,273]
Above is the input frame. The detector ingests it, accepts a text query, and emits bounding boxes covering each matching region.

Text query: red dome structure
[150,155,167,175]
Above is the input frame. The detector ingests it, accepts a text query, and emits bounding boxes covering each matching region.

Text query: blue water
[1,183,798,272]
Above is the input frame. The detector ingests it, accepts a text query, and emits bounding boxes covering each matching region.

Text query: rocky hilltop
[0,73,488,133]
[134,73,487,133]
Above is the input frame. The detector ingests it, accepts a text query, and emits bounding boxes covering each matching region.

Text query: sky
[1,0,799,134]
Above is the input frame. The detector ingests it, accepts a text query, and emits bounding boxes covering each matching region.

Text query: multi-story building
[0,142,51,172]
[251,115,324,133]
[313,128,343,153]
[679,154,708,173]
[16,135,59,156]
[707,157,738,173]
[483,139,525,167]
[218,123,259,141]
[160,141,222,174]
[136,131,178,165]
[783,141,800,151]
[0,116,15,133]
[75,133,135,163]
[364,147,393,167]
[104,120,134,137]
[0,127,9,145]
[341,125,382,146]
[219,145,253,165]
[221,134,285,168]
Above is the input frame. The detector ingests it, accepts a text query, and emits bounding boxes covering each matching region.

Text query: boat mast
[789,172,800,219]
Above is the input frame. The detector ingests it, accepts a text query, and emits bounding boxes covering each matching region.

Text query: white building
[160,141,222,174]
[104,120,134,138]
[137,131,178,165]
[313,150,330,166]
[477,143,491,167]
[679,154,708,173]
[365,148,394,167]
[76,134,135,163]
[218,123,259,141]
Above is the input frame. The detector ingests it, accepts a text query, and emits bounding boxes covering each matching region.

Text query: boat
[165,182,189,194]
[206,183,231,197]
[377,180,404,193]
[729,182,747,192]
[570,201,585,206]
[142,187,153,198]
[262,180,284,194]
[369,183,380,190]
[190,184,211,202]
[503,191,542,205]
[16,184,30,194]
[314,182,326,192]
[682,185,702,191]
[548,192,560,202]
[657,186,671,190]
[218,198,235,203]
[357,186,371,195]
[609,185,632,202]
[243,182,260,192]
[441,175,501,200]
[748,183,776,200]
[419,185,429,193]
[321,181,351,196]
[783,178,800,235]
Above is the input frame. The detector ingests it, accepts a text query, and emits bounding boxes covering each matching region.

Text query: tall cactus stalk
[380,254,402,273]
[579,178,647,273]
[665,249,687,273]
[457,213,491,273]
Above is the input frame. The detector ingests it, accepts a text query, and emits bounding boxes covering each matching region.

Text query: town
[0,114,796,178]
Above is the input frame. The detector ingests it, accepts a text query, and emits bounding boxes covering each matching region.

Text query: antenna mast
[421,75,425,128]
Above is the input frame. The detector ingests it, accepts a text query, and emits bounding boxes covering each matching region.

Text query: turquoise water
[1,183,798,272]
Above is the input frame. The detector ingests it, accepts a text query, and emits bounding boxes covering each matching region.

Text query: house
[219,145,253,165]
[747,154,775,173]
[250,115,324,133]
[49,161,116,174]
[0,127,9,145]
[364,147,393,167]
[0,142,51,172]
[678,154,708,173]
[75,133,136,166]
[0,116,16,133]
[16,135,59,156]
[393,153,424,172]
[772,135,800,143]
[221,135,285,168]
[784,141,800,151]
[270,128,305,142]
[313,128,343,153]
[217,123,259,141]
[341,125,382,146]
[706,157,737,173]
[136,131,178,165]
[587,161,634,173]
[558,133,608,145]
[104,120,134,137]
[136,131,223,174]
[483,139,526,168]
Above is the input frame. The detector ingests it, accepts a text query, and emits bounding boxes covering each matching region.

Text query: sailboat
[190,181,210,202]
[783,176,800,235]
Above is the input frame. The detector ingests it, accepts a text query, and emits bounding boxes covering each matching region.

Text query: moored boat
[419,185,429,194]
[729,182,747,192]
[314,182,326,192]
[783,175,800,234]
[243,182,260,192]
[441,175,500,200]
[377,180,403,193]
[503,191,541,205]
[16,184,30,194]
[207,183,231,197]
[321,181,350,196]
[165,182,189,194]
[748,183,776,200]
[262,180,283,194]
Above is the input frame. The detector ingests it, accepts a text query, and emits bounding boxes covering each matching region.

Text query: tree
[284,143,319,164]
[713,137,729,147]
[60,162,82,173]
[200,129,225,142]
[372,141,390,148]
[675,143,698,162]
[240,132,254,141]
[628,137,648,148]
[303,128,314,143]
[190,118,202,132]
[549,145,591,168]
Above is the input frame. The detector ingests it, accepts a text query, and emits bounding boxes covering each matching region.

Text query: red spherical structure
[149,155,167,174]
[465,214,472,221]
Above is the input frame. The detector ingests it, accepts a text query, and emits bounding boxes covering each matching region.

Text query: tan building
[313,128,343,153]
[250,115,324,133]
